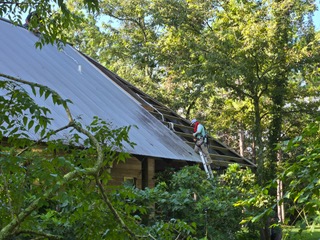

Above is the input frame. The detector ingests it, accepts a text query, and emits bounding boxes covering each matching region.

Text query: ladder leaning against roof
[136,94,214,178]
[135,92,216,178]
[130,91,256,170]
[199,150,214,179]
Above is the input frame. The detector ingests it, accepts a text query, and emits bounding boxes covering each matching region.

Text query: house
[0,18,256,189]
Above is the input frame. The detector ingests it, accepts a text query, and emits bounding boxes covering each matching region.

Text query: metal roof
[85,56,256,168]
[0,19,257,168]
[0,19,201,162]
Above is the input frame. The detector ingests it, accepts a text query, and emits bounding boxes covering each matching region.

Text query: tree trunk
[252,95,263,184]
[277,179,285,223]
[260,0,290,239]
[238,129,245,156]
[277,152,285,223]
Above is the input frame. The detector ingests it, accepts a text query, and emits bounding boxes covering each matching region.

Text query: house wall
[2,137,157,188]
[109,157,155,189]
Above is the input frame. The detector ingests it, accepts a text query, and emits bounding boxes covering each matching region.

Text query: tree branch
[16,123,74,156]
[0,74,103,239]
[0,73,135,240]
[0,73,73,123]
[95,176,139,239]
[0,1,19,5]
[15,230,63,240]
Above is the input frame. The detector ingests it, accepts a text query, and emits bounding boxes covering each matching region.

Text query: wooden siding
[109,157,155,189]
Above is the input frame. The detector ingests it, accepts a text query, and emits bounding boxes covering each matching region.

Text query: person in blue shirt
[191,119,212,163]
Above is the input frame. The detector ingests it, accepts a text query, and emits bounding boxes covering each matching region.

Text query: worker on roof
[191,119,213,164]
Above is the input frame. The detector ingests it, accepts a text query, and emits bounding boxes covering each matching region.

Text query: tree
[0,0,99,47]
[70,1,320,239]
[2,0,320,238]
[278,118,320,228]
[63,0,319,167]
[110,164,259,240]
[0,74,141,239]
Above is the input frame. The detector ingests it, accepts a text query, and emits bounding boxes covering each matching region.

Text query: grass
[283,226,320,240]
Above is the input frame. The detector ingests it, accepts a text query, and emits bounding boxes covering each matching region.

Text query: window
[124,177,136,187]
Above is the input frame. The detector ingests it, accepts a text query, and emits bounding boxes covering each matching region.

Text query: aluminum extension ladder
[165,121,214,178]
[199,150,214,179]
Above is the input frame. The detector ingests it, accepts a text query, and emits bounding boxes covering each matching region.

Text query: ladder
[134,94,216,178]
[199,150,214,179]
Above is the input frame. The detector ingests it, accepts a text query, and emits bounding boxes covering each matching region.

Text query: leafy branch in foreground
[0,74,140,239]
[1,0,100,48]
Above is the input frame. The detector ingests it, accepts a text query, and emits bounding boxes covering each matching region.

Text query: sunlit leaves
[0,76,77,147]
[107,165,255,239]
[0,0,99,47]
[278,118,320,226]
[0,80,51,146]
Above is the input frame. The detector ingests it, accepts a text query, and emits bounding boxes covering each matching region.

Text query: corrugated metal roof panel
[0,19,201,163]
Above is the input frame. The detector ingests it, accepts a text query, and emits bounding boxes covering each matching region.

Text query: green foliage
[226,165,276,238]
[0,0,99,47]
[0,119,134,239]
[0,75,136,239]
[278,118,320,227]
[63,1,320,180]
[235,119,320,237]
[2,0,320,239]
[0,80,52,146]
[109,165,259,239]
[283,226,320,240]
